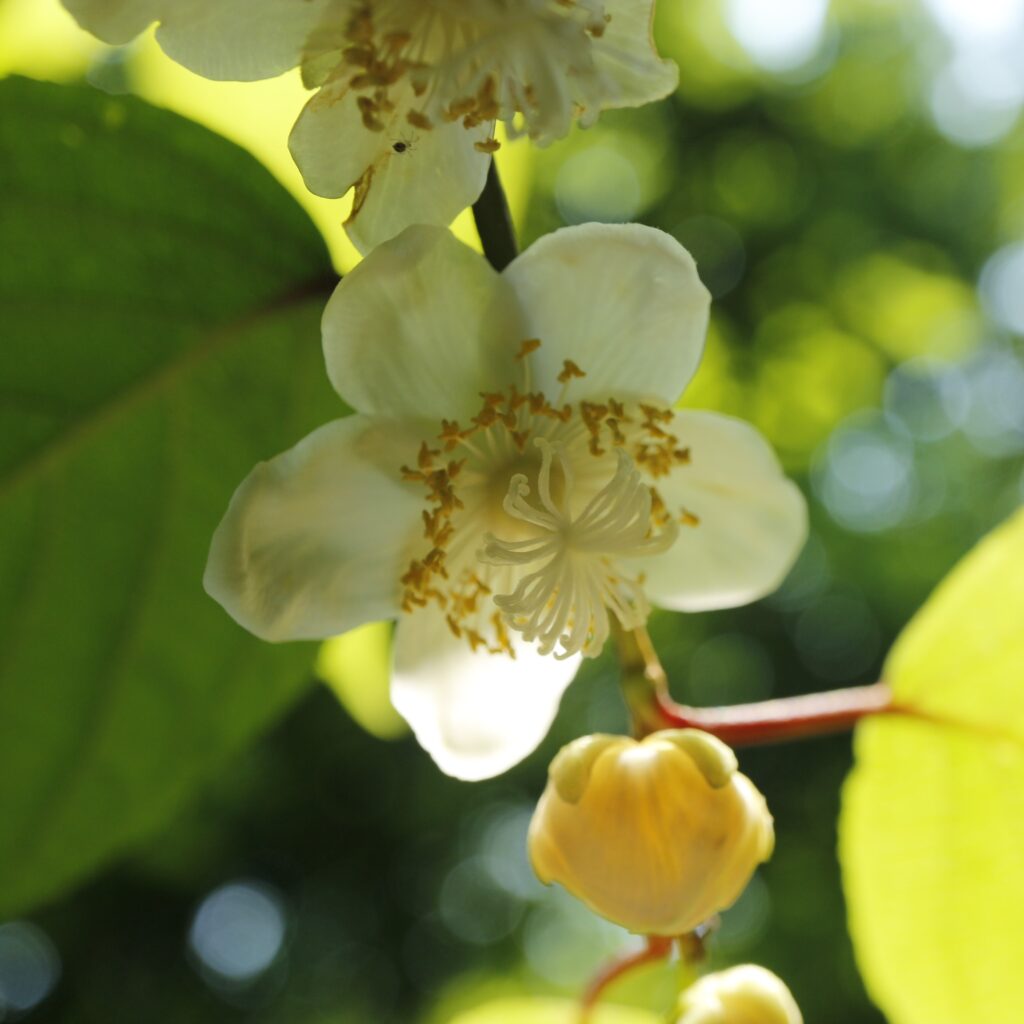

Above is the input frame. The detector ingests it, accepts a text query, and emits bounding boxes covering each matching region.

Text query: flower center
[398,343,699,660]
[480,439,678,658]
[322,0,612,148]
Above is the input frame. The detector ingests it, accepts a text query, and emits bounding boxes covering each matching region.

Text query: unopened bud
[676,965,802,1024]
[528,730,773,936]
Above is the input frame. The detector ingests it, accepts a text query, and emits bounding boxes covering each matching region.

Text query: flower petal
[634,411,807,611]
[344,117,492,255]
[321,225,525,421]
[288,80,393,201]
[503,223,710,405]
[61,0,163,44]
[391,606,582,781]
[289,82,492,253]
[155,0,329,81]
[204,416,424,642]
[595,0,680,110]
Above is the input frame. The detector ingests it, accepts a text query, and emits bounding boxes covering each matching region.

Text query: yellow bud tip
[548,733,625,804]
[676,965,803,1024]
[659,729,738,789]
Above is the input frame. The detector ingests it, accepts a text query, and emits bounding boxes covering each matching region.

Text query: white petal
[503,223,710,405]
[204,416,423,642]
[345,117,492,254]
[155,0,330,81]
[288,83,492,253]
[595,0,679,109]
[61,0,162,44]
[321,225,526,421]
[288,80,392,200]
[634,411,807,611]
[391,606,582,781]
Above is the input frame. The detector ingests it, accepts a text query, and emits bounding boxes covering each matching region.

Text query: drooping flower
[204,222,807,780]
[528,731,774,934]
[60,0,678,250]
[676,965,803,1024]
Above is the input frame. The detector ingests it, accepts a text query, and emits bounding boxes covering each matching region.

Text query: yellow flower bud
[675,965,803,1024]
[527,730,773,936]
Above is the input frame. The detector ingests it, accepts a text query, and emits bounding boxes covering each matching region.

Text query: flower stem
[615,626,896,746]
[472,158,518,271]
[580,936,675,1019]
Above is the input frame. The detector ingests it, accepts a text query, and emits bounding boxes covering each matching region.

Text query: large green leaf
[0,76,340,914]
[840,506,1024,1024]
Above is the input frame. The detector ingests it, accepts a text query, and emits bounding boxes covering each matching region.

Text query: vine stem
[579,936,675,1020]
[616,626,897,745]
[472,157,519,271]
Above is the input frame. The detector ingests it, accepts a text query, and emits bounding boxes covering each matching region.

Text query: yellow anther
[384,30,411,52]
[445,97,478,121]
[343,46,375,68]
[641,403,673,423]
[438,419,463,449]
[418,441,439,469]
[406,109,433,131]
[517,338,542,360]
[557,359,587,383]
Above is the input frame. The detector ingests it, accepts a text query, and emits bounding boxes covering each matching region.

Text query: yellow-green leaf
[447,997,661,1024]
[840,505,1024,1024]
[316,622,408,740]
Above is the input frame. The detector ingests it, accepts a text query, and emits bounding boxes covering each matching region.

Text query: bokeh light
[0,922,61,1018]
[815,417,917,534]
[929,50,1024,147]
[554,145,643,224]
[923,0,1024,41]
[960,347,1024,455]
[188,881,287,987]
[980,243,1024,334]
[884,358,969,442]
[725,0,831,72]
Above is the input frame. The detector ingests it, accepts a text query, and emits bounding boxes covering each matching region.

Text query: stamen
[481,443,678,659]
[399,372,692,660]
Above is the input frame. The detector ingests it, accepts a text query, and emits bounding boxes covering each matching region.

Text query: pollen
[398,338,698,659]
[329,1,617,148]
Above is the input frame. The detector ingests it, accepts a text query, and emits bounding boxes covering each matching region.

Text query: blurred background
[2,0,1023,1020]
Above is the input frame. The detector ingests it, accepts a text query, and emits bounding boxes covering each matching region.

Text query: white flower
[204,223,807,780]
[60,0,678,250]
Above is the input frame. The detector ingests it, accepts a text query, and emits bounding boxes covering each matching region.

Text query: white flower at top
[204,223,807,780]
[61,0,678,250]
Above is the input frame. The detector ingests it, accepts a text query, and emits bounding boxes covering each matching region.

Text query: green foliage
[0,76,339,915]
[841,507,1024,1024]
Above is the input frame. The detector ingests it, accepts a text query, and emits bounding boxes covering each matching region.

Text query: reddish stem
[617,626,899,745]
[580,936,675,1019]
[653,682,896,746]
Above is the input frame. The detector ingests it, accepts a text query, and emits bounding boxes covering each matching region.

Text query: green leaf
[840,506,1024,1024]
[0,76,340,915]
[446,998,661,1024]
